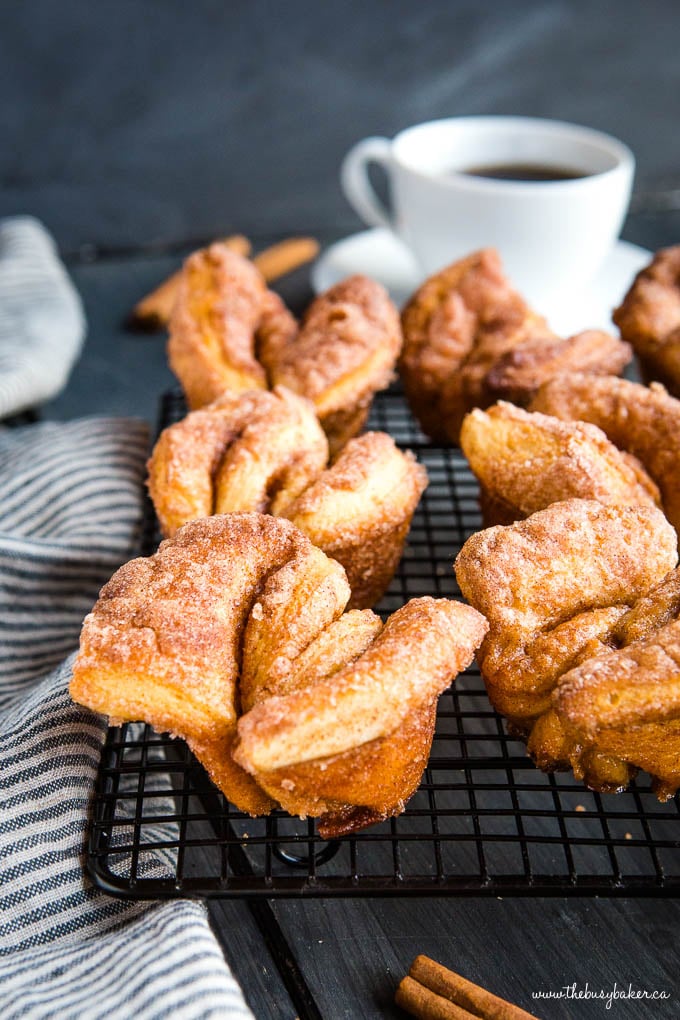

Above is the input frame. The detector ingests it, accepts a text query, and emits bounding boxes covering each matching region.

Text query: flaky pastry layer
[71,513,488,832]
[167,244,402,453]
[460,401,659,526]
[455,500,679,798]
[613,245,680,396]
[531,372,680,534]
[399,248,631,443]
[147,389,426,609]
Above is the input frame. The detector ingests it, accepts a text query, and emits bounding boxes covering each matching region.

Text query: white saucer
[312,228,651,336]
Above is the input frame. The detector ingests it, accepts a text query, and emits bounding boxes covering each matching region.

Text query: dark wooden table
[3,3,679,1014]
[45,205,680,1019]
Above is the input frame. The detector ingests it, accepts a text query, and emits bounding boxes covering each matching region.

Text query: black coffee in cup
[457,162,587,182]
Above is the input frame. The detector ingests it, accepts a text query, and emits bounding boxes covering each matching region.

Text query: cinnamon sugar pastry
[399,248,631,443]
[262,274,402,453]
[455,500,679,798]
[167,244,279,407]
[613,245,680,395]
[233,596,485,835]
[167,243,402,453]
[70,513,487,834]
[284,429,426,609]
[147,387,426,609]
[460,401,659,526]
[147,387,328,536]
[530,373,680,532]
[530,567,680,801]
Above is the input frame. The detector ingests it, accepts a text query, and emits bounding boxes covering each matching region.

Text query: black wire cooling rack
[88,389,680,899]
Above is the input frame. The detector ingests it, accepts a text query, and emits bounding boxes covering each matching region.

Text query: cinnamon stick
[252,236,319,282]
[396,956,539,1020]
[396,975,479,1019]
[128,234,251,331]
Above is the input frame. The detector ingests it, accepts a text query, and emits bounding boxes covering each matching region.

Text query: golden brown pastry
[530,372,680,533]
[167,242,402,453]
[167,243,283,407]
[454,500,679,797]
[531,568,680,800]
[399,248,631,443]
[262,275,403,454]
[460,401,659,526]
[70,513,346,817]
[455,499,676,727]
[147,387,328,537]
[147,387,427,609]
[70,513,488,834]
[284,430,426,608]
[613,245,680,395]
[484,329,631,405]
[234,596,487,836]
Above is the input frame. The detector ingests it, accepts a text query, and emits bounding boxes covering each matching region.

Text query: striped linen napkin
[0,227,253,1017]
[0,217,85,419]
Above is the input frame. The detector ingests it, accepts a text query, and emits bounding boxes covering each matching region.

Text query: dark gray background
[2,3,679,1018]
[1,0,679,251]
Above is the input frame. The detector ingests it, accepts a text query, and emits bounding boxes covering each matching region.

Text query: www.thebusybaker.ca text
[532,982,671,1010]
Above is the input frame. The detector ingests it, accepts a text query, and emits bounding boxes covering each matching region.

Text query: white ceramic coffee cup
[341,116,634,306]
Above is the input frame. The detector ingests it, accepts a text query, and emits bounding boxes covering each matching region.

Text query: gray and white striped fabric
[0,217,85,418]
[0,419,253,1018]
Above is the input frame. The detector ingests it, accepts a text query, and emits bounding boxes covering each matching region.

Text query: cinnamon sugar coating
[399,248,630,443]
[70,513,487,831]
[167,243,402,453]
[232,596,488,837]
[284,431,427,608]
[547,573,680,801]
[460,401,659,527]
[455,500,679,798]
[485,329,631,405]
[531,373,680,532]
[613,245,680,395]
[147,387,329,536]
[147,390,426,609]
[264,275,402,453]
[167,244,273,408]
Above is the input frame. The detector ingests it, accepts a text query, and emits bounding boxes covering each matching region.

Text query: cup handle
[340,137,394,230]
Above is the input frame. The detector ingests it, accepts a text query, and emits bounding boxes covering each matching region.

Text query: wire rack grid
[88,389,680,899]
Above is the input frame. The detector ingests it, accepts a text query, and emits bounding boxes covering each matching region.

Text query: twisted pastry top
[285,430,425,546]
[70,513,487,828]
[460,401,660,526]
[531,372,680,534]
[557,573,680,739]
[550,566,680,800]
[455,500,680,798]
[614,245,680,394]
[456,500,676,658]
[168,244,285,406]
[262,274,402,417]
[148,387,329,537]
[147,386,427,609]
[234,596,484,772]
[72,514,349,743]
[399,248,630,442]
[167,243,402,452]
